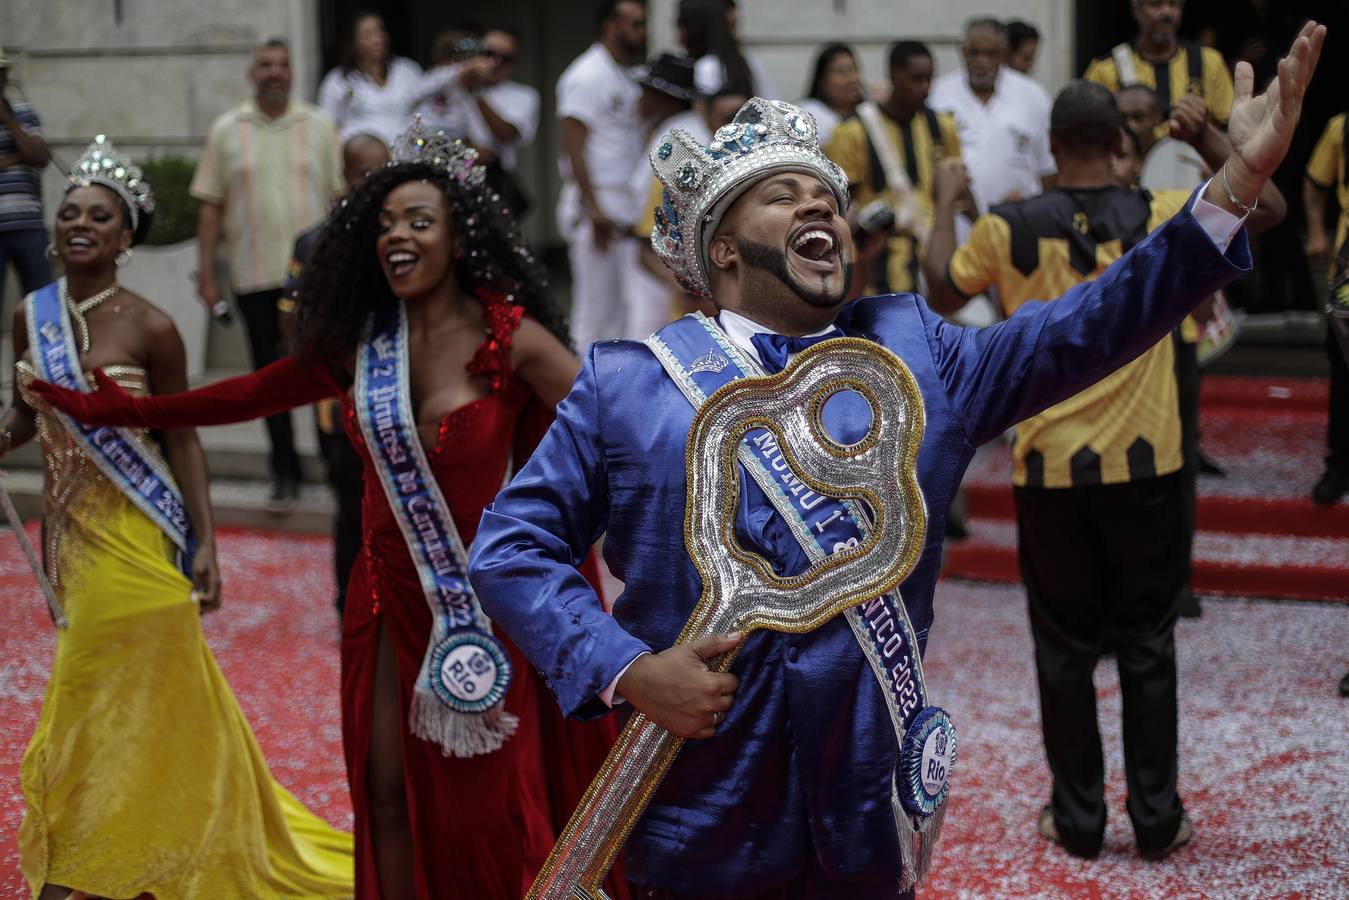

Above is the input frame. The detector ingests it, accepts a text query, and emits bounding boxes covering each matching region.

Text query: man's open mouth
[789,224,839,270]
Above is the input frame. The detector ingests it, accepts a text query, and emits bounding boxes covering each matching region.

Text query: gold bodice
[14,361,167,592]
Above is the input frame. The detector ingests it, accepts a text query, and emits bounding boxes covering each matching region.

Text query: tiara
[649,98,850,298]
[67,135,154,231]
[388,116,484,187]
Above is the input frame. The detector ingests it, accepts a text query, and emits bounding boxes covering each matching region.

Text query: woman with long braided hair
[34,123,627,899]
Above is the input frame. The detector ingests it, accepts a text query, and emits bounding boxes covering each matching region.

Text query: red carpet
[1,526,1346,896]
[947,375,1349,602]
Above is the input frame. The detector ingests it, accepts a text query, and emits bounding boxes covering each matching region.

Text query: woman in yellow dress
[0,136,353,899]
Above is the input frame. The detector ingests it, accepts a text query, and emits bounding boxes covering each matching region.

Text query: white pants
[565,219,651,352]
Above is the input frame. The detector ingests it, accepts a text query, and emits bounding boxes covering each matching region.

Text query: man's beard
[736,238,852,309]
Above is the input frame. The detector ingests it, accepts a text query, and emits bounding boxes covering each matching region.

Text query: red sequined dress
[33,293,626,899]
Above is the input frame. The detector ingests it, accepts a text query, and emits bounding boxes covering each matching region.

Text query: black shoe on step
[1197,451,1226,477]
[1312,467,1349,507]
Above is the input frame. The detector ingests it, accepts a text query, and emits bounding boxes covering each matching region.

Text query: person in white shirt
[556,0,649,349]
[318,13,424,145]
[678,0,775,99]
[799,43,864,149]
[930,17,1056,213]
[416,27,540,176]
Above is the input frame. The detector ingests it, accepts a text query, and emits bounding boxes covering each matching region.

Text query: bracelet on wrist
[1220,163,1259,216]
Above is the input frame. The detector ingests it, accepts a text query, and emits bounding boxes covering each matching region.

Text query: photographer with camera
[416,26,540,217]
[0,47,52,302]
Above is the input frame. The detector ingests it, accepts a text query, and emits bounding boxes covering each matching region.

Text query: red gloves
[32,356,339,429]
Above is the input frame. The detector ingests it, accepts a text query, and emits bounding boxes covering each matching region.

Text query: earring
[45,243,59,262]
[116,248,133,267]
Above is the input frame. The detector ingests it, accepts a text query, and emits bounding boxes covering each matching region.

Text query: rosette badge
[648,98,850,298]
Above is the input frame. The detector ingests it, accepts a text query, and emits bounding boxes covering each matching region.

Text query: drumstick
[0,471,67,629]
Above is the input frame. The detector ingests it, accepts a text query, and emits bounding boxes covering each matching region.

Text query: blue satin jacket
[470,203,1249,894]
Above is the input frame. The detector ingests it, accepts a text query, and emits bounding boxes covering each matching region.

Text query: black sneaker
[1339,671,1349,698]
[267,477,300,515]
[1312,467,1349,507]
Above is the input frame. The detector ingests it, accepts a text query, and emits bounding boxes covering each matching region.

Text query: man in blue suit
[470,24,1324,899]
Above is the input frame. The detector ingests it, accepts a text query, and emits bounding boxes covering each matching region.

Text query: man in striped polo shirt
[0,47,53,301]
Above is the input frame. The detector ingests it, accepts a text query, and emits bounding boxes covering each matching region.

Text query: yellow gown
[15,362,354,900]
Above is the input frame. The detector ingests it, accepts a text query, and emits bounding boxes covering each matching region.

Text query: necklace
[62,281,121,354]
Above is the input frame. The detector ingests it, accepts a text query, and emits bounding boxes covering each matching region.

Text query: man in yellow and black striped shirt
[826,41,962,295]
[922,80,1283,863]
[1304,112,1349,505]
[1083,0,1233,130]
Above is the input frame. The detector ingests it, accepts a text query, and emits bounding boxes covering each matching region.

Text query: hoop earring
[116,248,133,267]
[45,243,59,262]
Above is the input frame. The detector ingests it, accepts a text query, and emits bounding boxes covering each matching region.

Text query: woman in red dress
[37,130,625,900]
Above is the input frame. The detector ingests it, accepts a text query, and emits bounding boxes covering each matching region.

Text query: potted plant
[116,154,210,377]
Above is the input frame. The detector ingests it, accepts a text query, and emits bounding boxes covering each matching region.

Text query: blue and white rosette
[26,281,197,582]
[356,302,516,756]
[646,313,954,889]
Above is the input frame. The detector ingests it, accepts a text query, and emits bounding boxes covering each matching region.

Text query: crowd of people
[0,1,1339,897]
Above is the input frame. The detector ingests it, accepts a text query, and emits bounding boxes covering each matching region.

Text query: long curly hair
[293,160,566,378]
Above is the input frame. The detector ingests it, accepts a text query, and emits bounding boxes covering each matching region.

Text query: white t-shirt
[556,43,644,224]
[318,57,425,146]
[414,68,540,172]
[692,50,780,99]
[929,66,1056,213]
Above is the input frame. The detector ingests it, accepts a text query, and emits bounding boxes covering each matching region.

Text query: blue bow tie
[750,328,845,373]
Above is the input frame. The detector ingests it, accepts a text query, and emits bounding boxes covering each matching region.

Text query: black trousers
[235,288,302,482]
[1014,474,1187,858]
[1173,334,1200,592]
[1327,325,1349,472]
[317,420,364,613]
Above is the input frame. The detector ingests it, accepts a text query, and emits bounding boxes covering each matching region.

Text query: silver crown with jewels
[649,97,850,298]
[67,135,154,231]
[388,115,485,187]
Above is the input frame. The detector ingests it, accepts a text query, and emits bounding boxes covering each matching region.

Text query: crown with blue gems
[649,98,850,298]
[67,135,154,231]
[388,115,485,187]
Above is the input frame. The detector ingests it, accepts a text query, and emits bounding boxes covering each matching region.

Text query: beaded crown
[67,135,154,231]
[649,97,850,297]
[388,116,484,187]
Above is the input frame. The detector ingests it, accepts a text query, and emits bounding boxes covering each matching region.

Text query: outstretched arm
[31,354,338,429]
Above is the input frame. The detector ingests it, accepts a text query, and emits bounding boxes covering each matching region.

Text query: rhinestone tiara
[388,115,484,187]
[649,98,850,298]
[67,135,154,231]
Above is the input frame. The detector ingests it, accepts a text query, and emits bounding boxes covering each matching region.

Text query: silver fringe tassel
[894,792,949,892]
[410,690,519,758]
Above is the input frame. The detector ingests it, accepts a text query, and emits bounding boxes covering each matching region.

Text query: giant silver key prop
[0,471,67,629]
[528,338,928,900]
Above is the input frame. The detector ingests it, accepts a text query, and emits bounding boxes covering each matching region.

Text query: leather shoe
[1140,815,1193,861]
[1312,467,1349,507]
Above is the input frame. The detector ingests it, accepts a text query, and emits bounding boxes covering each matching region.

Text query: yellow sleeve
[947,213,1009,301]
[825,118,870,189]
[1082,56,1119,91]
[1201,47,1233,125]
[938,112,962,159]
[1306,115,1345,189]
[1147,189,1192,231]
[189,116,228,204]
[635,177,663,238]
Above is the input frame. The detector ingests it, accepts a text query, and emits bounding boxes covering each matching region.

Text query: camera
[857,198,896,235]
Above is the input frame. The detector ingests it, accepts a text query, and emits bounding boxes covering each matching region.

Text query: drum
[1139,137,1208,192]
